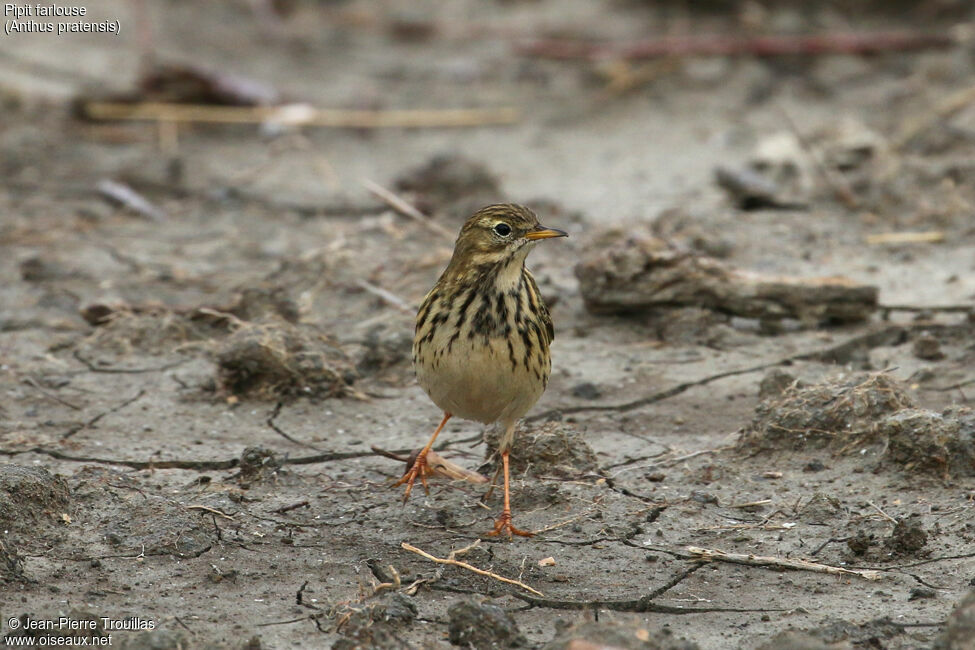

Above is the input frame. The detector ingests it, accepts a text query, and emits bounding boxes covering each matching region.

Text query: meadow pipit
[396,204,566,538]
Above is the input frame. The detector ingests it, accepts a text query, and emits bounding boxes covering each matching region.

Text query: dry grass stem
[354,279,415,313]
[361,179,455,240]
[686,546,882,581]
[401,540,544,596]
[866,231,945,245]
[82,101,520,129]
[186,505,234,519]
[729,499,773,509]
[894,83,975,148]
[867,501,899,524]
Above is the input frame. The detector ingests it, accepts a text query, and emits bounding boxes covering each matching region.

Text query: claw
[392,413,453,503]
[393,449,434,503]
[486,510,534,538]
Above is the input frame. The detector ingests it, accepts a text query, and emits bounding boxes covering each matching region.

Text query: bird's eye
[494,223,512,237]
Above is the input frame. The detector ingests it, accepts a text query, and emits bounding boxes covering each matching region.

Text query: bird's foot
[393,448,433,503]
[486,510,534,538]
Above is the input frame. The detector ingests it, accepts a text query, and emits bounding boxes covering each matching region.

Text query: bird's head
[446,204,567,275]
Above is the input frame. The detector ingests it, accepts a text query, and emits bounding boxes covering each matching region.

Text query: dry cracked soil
[2,1,975,648]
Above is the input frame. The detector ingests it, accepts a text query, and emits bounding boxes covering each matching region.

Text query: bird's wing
[524,270,554,344]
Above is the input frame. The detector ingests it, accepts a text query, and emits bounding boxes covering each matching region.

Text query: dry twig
[355,279,415,313]
[728,499,773,509]
[867,501,899,524]
[401,540,544,596]
[73,350,186,374]
[361,178,454,240]
[866,231,945,245]
[529,510,598,535]
[686,546,882,581]
[894,83,975,149]
[272,501,310,515]
[186,505,234,519]
[81,101,519,129]
[97,179,167,221]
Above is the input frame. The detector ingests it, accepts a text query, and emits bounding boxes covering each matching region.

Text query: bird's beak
[525,226,568,240]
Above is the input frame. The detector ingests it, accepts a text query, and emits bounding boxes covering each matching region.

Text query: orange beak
[525,226,568,240]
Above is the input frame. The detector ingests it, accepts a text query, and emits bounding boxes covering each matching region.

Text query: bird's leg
[487,449,534,538]
[394,412,451,502]
[480,460,503,502]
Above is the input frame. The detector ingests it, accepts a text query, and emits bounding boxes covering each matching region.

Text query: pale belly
[415,337,547,426]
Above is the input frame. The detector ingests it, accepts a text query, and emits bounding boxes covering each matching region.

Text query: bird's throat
[492,255,529,294]
[445,241,534,294]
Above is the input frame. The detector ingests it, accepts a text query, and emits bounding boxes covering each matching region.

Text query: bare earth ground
[2,1,975,648]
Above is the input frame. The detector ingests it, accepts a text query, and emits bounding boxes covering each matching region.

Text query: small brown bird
[397,204,567,537]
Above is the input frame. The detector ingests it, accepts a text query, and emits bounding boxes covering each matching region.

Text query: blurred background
[4,0,975,221]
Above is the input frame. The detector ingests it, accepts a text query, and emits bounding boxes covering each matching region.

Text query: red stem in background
[516,31,954,60]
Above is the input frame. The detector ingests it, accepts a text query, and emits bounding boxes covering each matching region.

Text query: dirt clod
[846,530,875,556]
[0,539,26,583]
[879,408,975,477]
[78,306,228,357]
[884,515,928,555]
[715,164,802,211]
[756,631,842,650]
[372,593,418,625]
[447,599,525,649]
[333,624,410,650]
[333,594,417,650]
[484,421,598,477]
[0,465,71,535]
[759,369,800,401]
[79,303,116,326]
[653,307,730,346]
[207,565,239,584]
[913,333,946,360]
[116,629,189,650]
[543,620,700,650]
[394,153,501,216]
[805,617,904,647]
[739,373,914,452]
[356,325,413,378]
[215,322,353,400]
[570,382,601,400]
[797,493,842,524]
[20,255,74,282]
[226,285,300,324]
[933,589,975,650]
[575,235,878,323]
[743,375,975,477]
[333,629,409,650]
[909,587,937,601]
[238,446,283,486]
[80,311,193,355]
